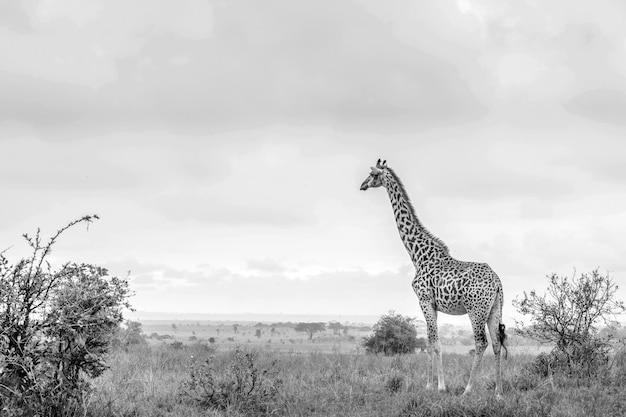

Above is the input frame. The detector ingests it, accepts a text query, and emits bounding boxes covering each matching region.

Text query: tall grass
[86,344,626,417]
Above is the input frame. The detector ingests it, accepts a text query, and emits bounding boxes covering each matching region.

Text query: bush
[0,217,132,416]
[385,374,404,393]
[514,269,624,378]
[170,341,185,350]
[181,347,283,415]
[362,311,419,355]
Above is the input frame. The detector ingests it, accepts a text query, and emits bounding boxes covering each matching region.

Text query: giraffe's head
[360,159,388,191]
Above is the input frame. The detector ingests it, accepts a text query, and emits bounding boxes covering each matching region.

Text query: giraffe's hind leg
[487,293,504,397]
[463,311,489,395]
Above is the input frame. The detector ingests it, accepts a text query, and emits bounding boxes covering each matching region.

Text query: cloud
[0,0,485,139]
[114,258,421,316]
[246,258,290,273]
[564,89,626,126]
[6,0,626,138]
[0,0,213,89]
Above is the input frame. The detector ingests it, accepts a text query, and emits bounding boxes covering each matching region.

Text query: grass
[85,343,626,417]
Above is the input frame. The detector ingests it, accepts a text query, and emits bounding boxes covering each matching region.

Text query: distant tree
[328,321,344,335]
[343,327,349,335]
[294,322,326,340]
[208,337,216,344]
[233,324,239,334]
[416,337,428,352]
[362,311,419,355]
[172,323,178,331]
[514,269,625,376]
[255,329,262,338]
[115,320,147,348]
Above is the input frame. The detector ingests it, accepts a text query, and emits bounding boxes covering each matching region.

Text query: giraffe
[360,159,507,396]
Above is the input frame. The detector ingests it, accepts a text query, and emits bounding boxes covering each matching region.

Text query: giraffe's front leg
[420,301,445,392]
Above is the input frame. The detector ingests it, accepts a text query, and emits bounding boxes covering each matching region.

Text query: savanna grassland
[84,322,626,417]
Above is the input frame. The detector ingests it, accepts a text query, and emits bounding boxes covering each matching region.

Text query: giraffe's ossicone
[361,159,507,396]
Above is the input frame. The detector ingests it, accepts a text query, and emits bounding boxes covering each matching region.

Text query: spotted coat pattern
[361,160,505,396]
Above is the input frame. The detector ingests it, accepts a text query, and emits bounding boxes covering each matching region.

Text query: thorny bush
[0,216,132,416]
[181,347,283,415]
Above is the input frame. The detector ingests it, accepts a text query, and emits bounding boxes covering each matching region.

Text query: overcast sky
[1,0,625,324]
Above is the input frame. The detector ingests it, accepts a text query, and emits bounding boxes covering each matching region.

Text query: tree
[513,269,625,376]
[115,320,147,348]
[327,321,344,335]
[362,311,419,355]
[255,329,262,338]
[0,216,132,415]
[294,322,325,340]
[416,337,428,352]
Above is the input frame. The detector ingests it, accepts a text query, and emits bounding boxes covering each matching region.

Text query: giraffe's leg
[434,335,446,392]
[487,298,504,397]
[463,312,489,395]
[425,334,434,390]
[421,301,445,392]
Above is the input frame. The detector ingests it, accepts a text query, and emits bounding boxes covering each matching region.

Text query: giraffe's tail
[498,322,508,360]
[495,285,508,359]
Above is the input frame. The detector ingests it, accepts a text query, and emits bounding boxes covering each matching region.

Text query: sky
[1,0,626,325]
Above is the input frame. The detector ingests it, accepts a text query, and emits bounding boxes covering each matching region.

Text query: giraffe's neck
[385,176,447,271]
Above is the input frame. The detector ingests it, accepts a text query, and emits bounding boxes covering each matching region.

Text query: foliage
[513,269,625,376]
[416,337,427,352]
[294,322,326,340]
[181,347,283,415]
[0,216,130,416]
[362,311,419,355]
[115,320,148,348]
[170,341,184,350]
[0,216,132,416]
[328,321,344,335]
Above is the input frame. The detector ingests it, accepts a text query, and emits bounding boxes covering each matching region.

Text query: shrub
[170,341,185,350]
[362,311,419,355]
[181,348,283,415]
[0,217,132,416]
[385,374,404,393]
[514,269,624,377]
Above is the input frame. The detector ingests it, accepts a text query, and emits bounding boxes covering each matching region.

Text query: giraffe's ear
[382,160,387,167]
[376,158,381,168]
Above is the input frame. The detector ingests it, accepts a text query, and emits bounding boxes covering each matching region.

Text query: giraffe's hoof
[438,385,447,393]
[425,383,433,390]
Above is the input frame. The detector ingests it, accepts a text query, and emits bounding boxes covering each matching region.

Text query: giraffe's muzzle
[360,180,369,191]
